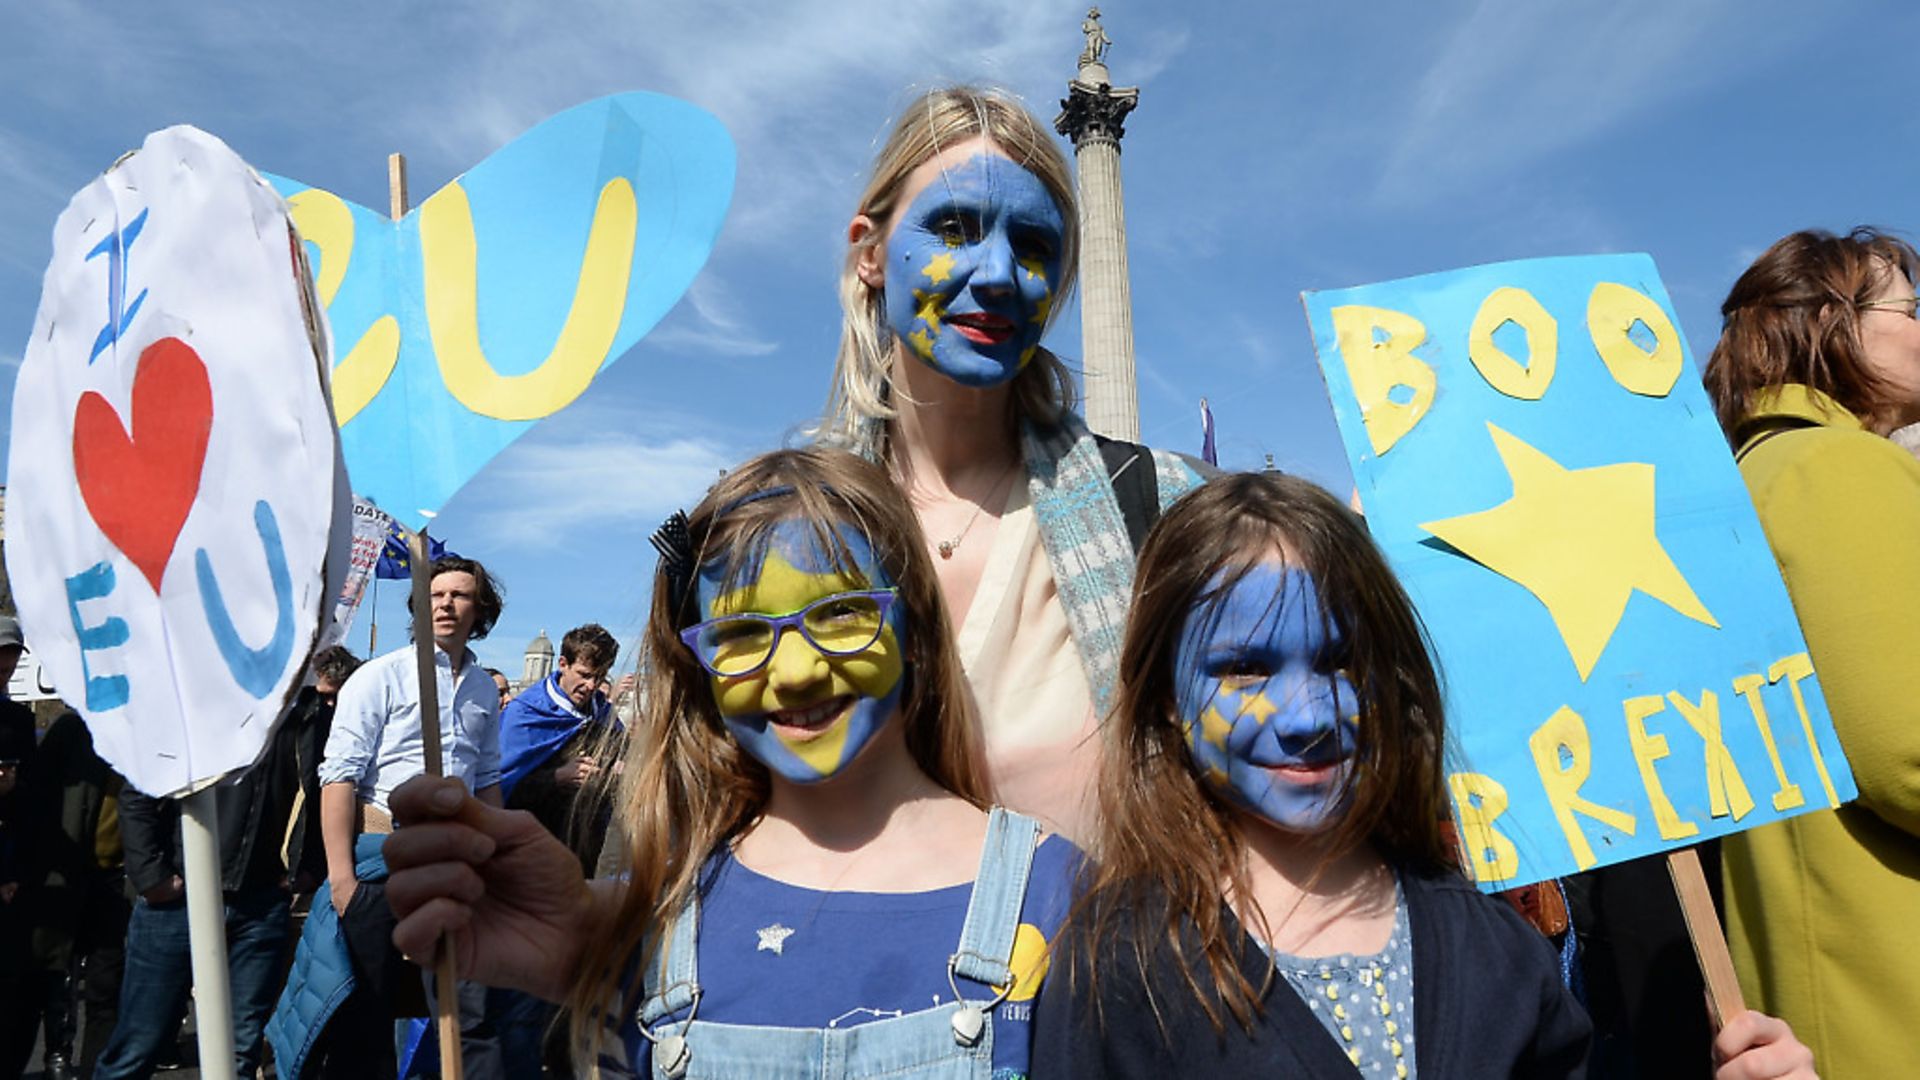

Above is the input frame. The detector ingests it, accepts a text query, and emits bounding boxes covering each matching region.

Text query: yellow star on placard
[1238,691,1279,725]
[1420,423,1718,681]
[922,252,956,285]
[1199,706,1233,750]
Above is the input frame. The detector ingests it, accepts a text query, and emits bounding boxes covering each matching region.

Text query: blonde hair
[563,448,988,1071]
[818,85,1081,456]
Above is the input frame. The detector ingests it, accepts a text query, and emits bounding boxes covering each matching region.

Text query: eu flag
[374,521,452,579]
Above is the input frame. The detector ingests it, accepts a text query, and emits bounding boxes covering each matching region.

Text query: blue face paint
[694,519,908,785]
[883,153,1065,388]
[1173,564,1362,833]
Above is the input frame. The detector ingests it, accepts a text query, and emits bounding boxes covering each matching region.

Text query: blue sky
[3,0,1915,678]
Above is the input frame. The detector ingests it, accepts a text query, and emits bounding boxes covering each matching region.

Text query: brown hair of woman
[1070,471,1456,1032]
[1704,226,1920,436]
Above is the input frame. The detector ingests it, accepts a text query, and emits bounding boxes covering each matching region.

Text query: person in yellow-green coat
[1704,227,1920,1079]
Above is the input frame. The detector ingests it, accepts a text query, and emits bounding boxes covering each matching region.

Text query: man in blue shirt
[302,556,506,1079]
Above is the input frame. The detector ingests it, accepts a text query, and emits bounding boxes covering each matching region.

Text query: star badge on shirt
[756,923,796,955]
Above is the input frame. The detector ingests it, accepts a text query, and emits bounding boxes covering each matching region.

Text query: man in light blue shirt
[305,555,506,1078]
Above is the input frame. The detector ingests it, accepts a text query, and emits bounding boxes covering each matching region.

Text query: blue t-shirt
[624,834,1079,1079]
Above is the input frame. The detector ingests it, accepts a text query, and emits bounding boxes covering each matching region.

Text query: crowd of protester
[4,82,1916,1080]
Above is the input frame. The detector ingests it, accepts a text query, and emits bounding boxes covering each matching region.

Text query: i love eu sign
[7,127,348,798]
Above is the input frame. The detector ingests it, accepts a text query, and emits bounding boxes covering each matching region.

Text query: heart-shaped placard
[264,92,734,527]
[71,336,213,592]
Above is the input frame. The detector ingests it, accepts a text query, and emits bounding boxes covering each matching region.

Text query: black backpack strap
[1095,434,1159,554]
[1734,417,1818,463]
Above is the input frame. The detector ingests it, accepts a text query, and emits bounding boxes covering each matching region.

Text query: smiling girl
[381,448,1076,1079]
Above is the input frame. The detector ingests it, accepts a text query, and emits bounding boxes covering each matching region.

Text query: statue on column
[1079,7,1111,67]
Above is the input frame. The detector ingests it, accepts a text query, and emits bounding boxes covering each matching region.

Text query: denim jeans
[92,884,291,1080]
[489,986,557,1077]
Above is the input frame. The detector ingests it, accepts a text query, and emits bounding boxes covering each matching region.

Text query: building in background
[521,629,554,690]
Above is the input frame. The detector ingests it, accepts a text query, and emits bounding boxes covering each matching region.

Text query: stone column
[1056,27,1142,442]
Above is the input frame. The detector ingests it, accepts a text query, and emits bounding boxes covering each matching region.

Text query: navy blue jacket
[1032,867,1591,1078]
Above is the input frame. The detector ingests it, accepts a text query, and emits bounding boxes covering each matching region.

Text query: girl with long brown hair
[1032,473,1816,1079]
[378,448,1079,1079]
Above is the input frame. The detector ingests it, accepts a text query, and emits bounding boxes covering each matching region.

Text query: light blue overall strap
[949,808,1042,989]
[637,892,702,1027]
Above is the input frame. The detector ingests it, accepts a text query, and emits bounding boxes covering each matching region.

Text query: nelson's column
[1055,7,1141,441]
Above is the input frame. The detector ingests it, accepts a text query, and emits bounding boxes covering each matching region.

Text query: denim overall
[633,808,1042,1080]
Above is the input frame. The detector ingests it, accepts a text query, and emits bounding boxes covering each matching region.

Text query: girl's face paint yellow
[695,520,906,783]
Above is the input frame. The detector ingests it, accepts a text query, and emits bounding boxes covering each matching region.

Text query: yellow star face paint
[922,252,957,285]
[696,521,906,783]
[1175,564,1361,833]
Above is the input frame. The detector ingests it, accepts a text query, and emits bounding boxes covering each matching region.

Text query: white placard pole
[181,788,238,1080]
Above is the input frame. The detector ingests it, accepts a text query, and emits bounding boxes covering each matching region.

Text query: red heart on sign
[72,337,214,592]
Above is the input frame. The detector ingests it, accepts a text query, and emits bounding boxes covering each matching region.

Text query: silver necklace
[934,462,1021,559]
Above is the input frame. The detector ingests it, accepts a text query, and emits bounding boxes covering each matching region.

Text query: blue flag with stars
[1303,253,1856,890]
[374,520,451,580]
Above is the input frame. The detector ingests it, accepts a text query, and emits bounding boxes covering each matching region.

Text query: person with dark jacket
[0,705,39,1078]
[22,708,126,1079]
[283,646,364,894]
[92,700,311,1079]
[1038,871,1590,1076]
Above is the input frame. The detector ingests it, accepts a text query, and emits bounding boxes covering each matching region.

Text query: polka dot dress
[1270,882,1416,1078]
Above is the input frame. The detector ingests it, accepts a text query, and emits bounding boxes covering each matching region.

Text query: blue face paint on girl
[694,520,908,785]
[883,151,1065,388]
[1173,563,1362,833]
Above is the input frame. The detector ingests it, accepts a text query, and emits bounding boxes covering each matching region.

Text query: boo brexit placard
[6,126,348,799]
[1303,254,1856,889]
[264,92,734,528]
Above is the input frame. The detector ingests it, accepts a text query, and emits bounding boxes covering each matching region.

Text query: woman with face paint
[818,86,1211,841]
[1030,473,1816,1080]
[381,449,1080,1079]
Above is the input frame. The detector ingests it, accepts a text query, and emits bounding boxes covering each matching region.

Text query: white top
[318,642,502,809]
[955,480,1100,842]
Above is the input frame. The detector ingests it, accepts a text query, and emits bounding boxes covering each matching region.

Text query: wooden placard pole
[388,152,410,221]
[408,527,463,1079]
[1666,847,1745,1031]
[395,149,463,1080]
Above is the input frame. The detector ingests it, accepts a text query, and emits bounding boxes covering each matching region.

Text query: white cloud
[643,275,780,358]
[480,430,736,548]
[1368,0,1804,207]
